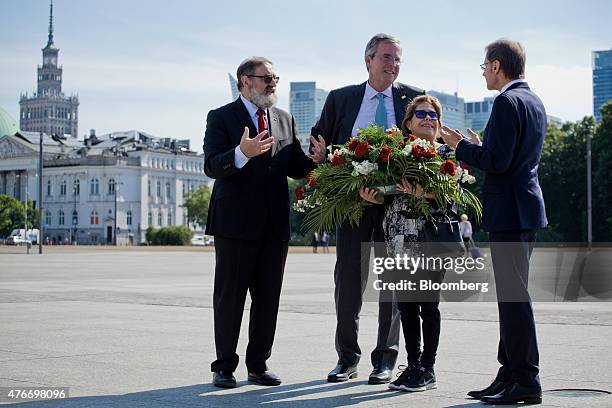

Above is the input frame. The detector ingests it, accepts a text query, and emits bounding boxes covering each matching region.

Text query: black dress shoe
[327,364,358,382]
[467,379,508,399]
[247,370,282,386]
[368,365,392,384]
[213,371,236,388]
[481,382,542,405]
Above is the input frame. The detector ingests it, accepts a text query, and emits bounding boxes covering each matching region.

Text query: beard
[249,84,278,109]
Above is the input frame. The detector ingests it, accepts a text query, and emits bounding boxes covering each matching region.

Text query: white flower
[402,144,413,156]
[412,138,433,149]
[463,174,476,184]
[351,160,379,176]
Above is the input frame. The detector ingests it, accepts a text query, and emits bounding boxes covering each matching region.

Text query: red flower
[412,145,426,158]
[294,185,305,200]
[379,146,392,163]
[331,153,345,167]
[306,172,318,187]
[412,145,437,159]
[354,142,371,158]
[440,160,456,176]
[347,138,360,151]
[385,129,395,134]
[424,146,437,158]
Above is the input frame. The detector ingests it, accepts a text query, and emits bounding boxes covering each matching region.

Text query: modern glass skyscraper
[290,82,328,135]
[593,50,612,123]
[427,90,466,133]
[228,73,240,101]
[465,97,496,132]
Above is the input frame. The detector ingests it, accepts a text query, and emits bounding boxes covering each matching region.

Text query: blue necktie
[375,93,388,129]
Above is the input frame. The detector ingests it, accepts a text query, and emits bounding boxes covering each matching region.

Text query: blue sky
[1,0,611,152]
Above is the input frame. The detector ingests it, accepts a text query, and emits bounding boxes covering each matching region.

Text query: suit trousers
[211,234,288,373]
[334,204,401,367]
[489,229,540,387]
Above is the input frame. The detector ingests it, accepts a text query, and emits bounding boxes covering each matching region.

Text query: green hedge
[145,226,193,246]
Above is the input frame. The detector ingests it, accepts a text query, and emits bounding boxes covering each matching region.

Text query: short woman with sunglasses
[360,94,454,392]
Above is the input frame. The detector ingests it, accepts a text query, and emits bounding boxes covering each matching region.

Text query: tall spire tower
[19,0,79,137]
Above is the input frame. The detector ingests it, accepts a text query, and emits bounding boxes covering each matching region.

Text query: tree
[182,185,212,228]
[0,195,39,238]
[592,101,612,241]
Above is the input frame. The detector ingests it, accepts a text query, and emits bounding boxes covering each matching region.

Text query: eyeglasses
[480,62,489,71]
[414,110,439,120]
[246,74,280,84]
[376,54,402,65]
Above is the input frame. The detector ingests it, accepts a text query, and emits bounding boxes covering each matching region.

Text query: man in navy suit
[312,33,424,384]
[441,39,547,405]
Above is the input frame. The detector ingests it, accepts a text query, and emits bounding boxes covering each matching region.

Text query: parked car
[191,234,214,246]
[191,234,206,246]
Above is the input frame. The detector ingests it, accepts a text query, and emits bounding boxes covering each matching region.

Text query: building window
[156,180,161,197]
[165,182,171,199]
[108,179,115,195]
[147,180,151,197]
[147,212,152,226]
[45,210,52,226]
[90,210,99,225]
[167,210,172,226]
[60,180,67,196]
[182,182,186,198]
[157,211,162,226]
[127,210,132,226]
[59,210,65,225]
[74,179,80,195]
[46,180,52,196]
[90,178,99,195]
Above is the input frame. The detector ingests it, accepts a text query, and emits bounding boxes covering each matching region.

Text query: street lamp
[112,179,124,246]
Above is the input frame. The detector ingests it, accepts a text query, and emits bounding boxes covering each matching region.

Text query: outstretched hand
[440,126,465,149]
[309,135,327,164]
[239,127,274,158]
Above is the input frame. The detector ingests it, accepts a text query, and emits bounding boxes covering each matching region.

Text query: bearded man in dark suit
[204,56,326,388]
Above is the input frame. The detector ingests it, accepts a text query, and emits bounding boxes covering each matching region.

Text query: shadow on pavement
[6,379,415,407]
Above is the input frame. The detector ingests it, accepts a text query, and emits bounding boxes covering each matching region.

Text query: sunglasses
[246,74,280,84]
[414,110,439,120]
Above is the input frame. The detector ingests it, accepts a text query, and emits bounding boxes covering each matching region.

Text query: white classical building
[0,129,210,245]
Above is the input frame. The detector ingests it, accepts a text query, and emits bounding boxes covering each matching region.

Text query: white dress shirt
[351,82,397,137]
[500,79,527,94]
[234,94,269,169]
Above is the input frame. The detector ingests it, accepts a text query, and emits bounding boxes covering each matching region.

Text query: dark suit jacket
[203,98,315,241]
[311,82,425,145]
[455,82,548,232]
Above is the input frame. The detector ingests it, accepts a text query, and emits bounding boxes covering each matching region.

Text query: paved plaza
[0,246,611,407]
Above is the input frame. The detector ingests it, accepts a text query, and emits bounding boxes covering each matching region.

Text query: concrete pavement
[0,248,611,407]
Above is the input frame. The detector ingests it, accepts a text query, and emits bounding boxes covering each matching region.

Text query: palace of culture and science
[0,1,210,245]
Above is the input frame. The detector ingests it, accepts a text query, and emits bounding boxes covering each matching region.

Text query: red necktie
[256,109,268,139]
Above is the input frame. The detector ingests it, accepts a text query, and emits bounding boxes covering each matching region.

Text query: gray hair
[364,33,401,59]
[236,56,273,91]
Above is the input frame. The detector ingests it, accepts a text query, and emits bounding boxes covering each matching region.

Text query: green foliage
[182,185,212,228]
[592,101,612,241]
[0,195,39,238]
[145,225,193,245]
[539,118,593,241]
